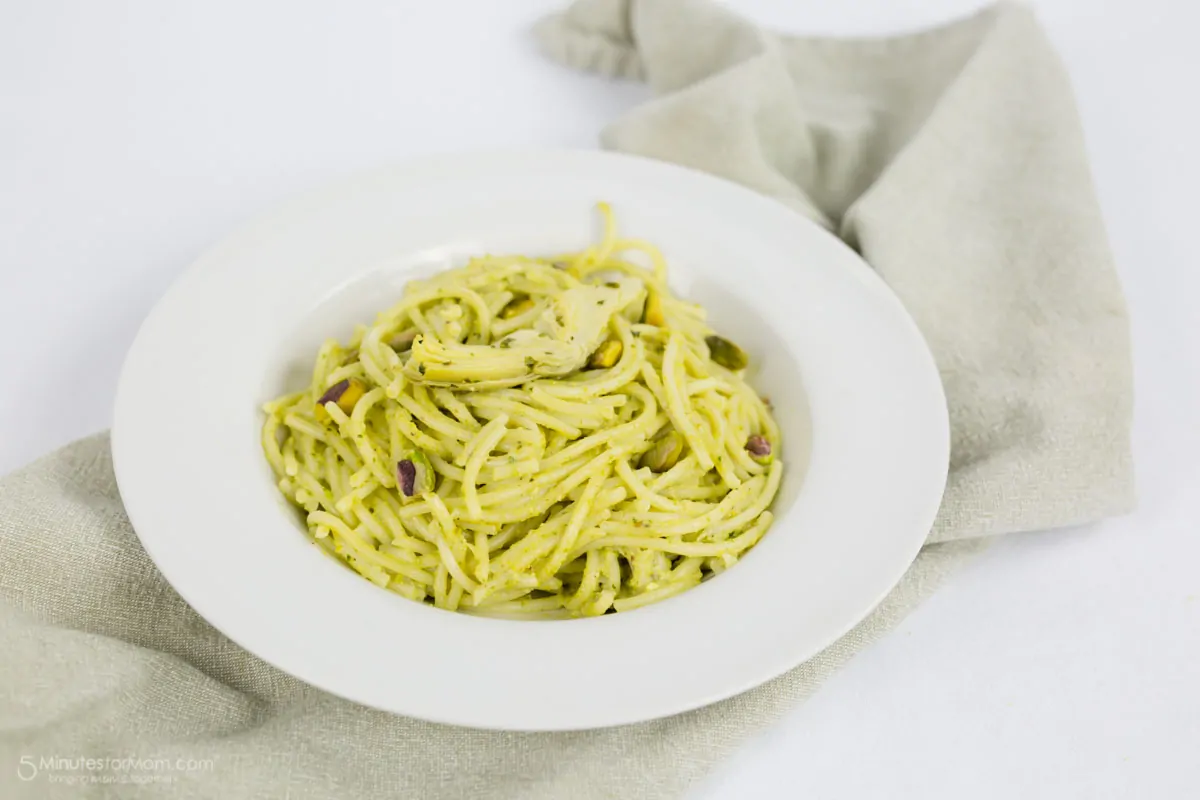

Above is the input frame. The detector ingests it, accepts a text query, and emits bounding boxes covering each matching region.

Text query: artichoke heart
[402,285,621,388]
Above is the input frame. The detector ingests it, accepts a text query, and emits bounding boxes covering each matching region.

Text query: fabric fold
[535,0,1134,542]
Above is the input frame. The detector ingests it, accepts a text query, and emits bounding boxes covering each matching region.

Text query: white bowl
[112,150,948,731]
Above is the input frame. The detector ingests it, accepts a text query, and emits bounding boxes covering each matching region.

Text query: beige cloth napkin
[0,2,1132,798]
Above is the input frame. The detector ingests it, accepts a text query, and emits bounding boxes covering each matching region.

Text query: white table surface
[3,1,1198,797]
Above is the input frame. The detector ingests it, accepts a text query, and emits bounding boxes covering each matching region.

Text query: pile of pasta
[262,204,782,617]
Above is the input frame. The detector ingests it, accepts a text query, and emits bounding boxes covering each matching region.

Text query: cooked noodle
[262,204,782,617]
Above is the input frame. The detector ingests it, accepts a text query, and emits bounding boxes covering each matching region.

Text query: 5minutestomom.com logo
[17,755,216,786]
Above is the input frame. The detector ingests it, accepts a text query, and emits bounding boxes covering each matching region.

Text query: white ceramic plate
[113,150,947,731]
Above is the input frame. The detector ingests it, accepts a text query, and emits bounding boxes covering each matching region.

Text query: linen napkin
[0,2,1133,799]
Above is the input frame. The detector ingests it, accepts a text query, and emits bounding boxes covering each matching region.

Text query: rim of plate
[112,149,948,731]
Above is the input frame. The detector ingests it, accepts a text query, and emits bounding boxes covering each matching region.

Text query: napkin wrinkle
[1,2,1134,798]
[1,434,989,800]
[535,0,641,80]
[538,0,1134,543]
[541,1,1010,228]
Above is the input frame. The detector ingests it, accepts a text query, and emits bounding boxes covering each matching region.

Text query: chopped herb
[417,363,426,375]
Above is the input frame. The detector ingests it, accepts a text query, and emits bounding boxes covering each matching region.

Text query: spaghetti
[262,204,782,617]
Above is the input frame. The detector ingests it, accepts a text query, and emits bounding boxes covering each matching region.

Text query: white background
[2,1,1198,797]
